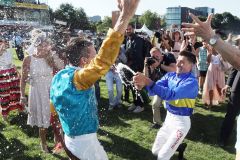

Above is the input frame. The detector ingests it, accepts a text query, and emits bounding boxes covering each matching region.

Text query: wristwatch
[209,35,219,46]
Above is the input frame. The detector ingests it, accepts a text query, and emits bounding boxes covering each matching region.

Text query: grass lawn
[0,55,236,160]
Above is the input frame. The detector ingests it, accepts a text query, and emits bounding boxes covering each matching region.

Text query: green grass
[0,56,236,160]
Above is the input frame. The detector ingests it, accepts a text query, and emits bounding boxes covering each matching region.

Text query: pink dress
[202,54,225,105]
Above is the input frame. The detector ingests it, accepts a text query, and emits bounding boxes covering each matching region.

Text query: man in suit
[219,68,240,146]
[124,23,151,113]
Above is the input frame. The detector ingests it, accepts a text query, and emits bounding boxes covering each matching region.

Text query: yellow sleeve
[74,28,124,90]
[50,101,57,116]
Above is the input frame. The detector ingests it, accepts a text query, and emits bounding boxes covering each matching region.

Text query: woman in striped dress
[0,38,23,121]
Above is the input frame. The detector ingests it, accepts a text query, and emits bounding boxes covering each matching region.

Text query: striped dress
[0,50,23,116]
[198,47,208,71]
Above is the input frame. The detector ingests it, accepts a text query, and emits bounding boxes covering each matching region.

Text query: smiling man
[133,50,198,160]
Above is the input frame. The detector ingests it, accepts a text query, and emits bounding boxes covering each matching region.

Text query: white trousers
[65,133,108,160]
[152,111,191,160]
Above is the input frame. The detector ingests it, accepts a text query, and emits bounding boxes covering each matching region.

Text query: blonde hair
[150,47,161,54]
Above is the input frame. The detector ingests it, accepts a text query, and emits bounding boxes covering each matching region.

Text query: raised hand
[182,13,215,43]
[114,0,140,34]
[180,40,188,52]
[117,0,139,18]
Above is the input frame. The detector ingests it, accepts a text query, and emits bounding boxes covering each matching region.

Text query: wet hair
[65,37,93,67]
[179,51,196,64]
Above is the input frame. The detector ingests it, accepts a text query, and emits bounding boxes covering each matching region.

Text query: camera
[146,57,156,66]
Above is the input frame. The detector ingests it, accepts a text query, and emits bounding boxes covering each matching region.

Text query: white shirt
[0,49,12,69]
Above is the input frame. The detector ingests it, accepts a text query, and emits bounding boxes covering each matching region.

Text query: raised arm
[74,0,140,90]
[20,56,31,104]
[182,13,240,70]
[114,0,140,34]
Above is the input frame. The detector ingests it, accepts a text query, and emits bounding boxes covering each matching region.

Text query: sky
[48,0,240,18]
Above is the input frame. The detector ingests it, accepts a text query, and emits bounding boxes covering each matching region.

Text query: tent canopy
[135,24,153,37]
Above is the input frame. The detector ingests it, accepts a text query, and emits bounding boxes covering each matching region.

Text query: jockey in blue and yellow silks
[133,51,198,160]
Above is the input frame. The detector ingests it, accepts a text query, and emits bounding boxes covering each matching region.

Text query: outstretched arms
[182,13,240,70]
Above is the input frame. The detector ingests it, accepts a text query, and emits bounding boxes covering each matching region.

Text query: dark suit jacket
[124,34,151,72]
[227,68,240,93]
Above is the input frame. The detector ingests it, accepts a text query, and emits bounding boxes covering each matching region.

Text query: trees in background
[95,16,112,33]
[212,12,240,34]
[49,4,240,34]
[139,10,161,30]
[52,3,89,30]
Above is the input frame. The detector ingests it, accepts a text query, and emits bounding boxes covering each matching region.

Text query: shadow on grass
[195,98,228,114]
[171,154,187,160]
[0,133,30,159]
[9,112,39,138]
[98,129,155,160]
[187,112,235,154]
[208,104,228,113]
[98,97,160,127]
[9,112,55,142]
[0,122,6,131]
[51,154,69,160]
